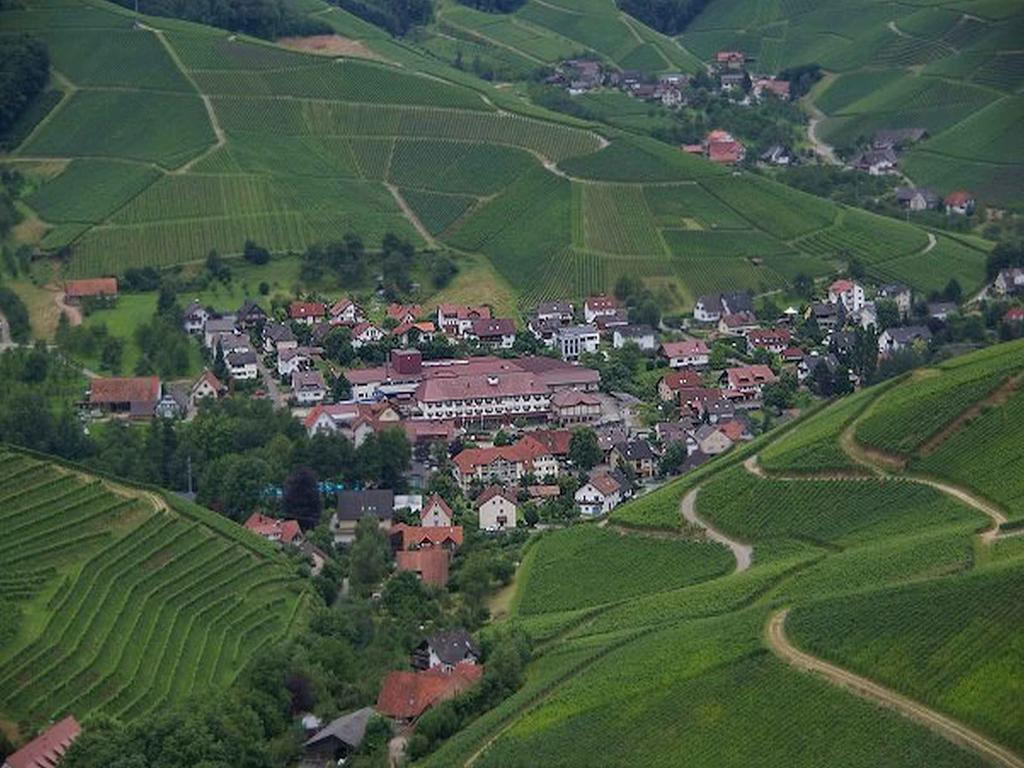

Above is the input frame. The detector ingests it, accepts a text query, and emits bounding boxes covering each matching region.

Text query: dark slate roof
[304,707,375,751]
[425,629,480,666]
[886,325,932,344]
[265,322,296,344]
[337,489,395,521]
[226,350,257,365]
[613,440,657,461]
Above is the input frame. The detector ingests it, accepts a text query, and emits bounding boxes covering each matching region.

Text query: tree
[100,336,123,373]
[205,249,231,283]
[568,427,602,471]
[332,373,352,402]
[493,429,513,447]
[284,467,322,530]
[349,516,390,596]
[943,278,963,304]
[762,371,797,410]
[0,35,49,141]
[629,298,661,328]
[793,272,814,299]
[243,239,271,265]
[876,299,900,330]
[658,442,687,476]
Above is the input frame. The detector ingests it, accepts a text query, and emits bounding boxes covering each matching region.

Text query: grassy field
[0,450,307,732]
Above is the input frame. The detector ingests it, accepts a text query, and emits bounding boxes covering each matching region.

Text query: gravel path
[680,487,752,572]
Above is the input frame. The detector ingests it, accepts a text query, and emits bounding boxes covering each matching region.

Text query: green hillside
[0,448,308,730]
[3,0,989,312]
[678,0,1024,209]
[422,339,1024,767]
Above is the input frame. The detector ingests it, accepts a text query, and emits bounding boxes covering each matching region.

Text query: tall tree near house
[569,427,602,471]
[284,467,323,530]
[213,340,228,381]
[349,515,390,596]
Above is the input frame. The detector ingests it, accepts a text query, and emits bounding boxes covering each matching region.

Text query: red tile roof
[1004,307,1024,323]
[716,50,744,62]
[438,304,490,321]
[244,512,302,544]
[4,716,81,768]
[725,365,777,389]
[718,419,747,442]
[829,279,855,294]
[708,139,744,164]
[88,376,161,405]
[420,494,454,524]
[661,340,709,358]
[289,301,326,320]
[585,295,619,312]
[476,485,518,507]
[661,370,703,391]
[747,328,792,347]
[416,371,548,404]
[588,471,621,496]
[391,523,464,550]
[65,277,117,298]
[376,663,483,720]
[470,318,516,338]
[396,548,450,586]
[550,389,601,407]
[945,189,973,206]
[454,437,552,474]
[388,303,422,321]
[522,429,572,456]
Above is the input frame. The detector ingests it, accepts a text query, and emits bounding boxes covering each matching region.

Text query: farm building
[2,715,81,768]
[64,277,118,305]
[376,663,483,722]
[87,376,161,417]
[302,707,374,766]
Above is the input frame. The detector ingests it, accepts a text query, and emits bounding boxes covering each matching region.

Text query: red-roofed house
[290,301,327,325]
[660,340,709,369]
[828,279,865,312]
[583,295,620,323]
[717,311,759,336]
[467,317,516,349]
[754,78,790,99]
[454,438,558,490]
[945,189,975,215]
[329,297,364,324]
[3,716,81,768]
[420,494,454,527]
[88,376,162,417]
[707,135,745,164]
[243,512,303,545]
[190,369,225,406]
[715,50,745,67]
[658,370,704,401]
[723,365,777,401]
[476,486,518,531]
[746,328,792,355]
[390,523,464,552]
[1004,307,1024,324]
[391,321,436,346]
[437,304,490,336]
[350,322,385,348]
[574,471,623,516]
[64,277,118,304]
[376,663,483,722]
[396,548,451,586]
[387,303,422,324]
[718,418,751,442]
[550,389,601,424]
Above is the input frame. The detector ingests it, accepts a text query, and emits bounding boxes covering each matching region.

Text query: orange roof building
[390,523,464,552]
[376,663,483,721]
[65,277,117,300]
[88,376,161,417]
[4,716,81,768]
[396,548,451,586]
[243,512,302,544]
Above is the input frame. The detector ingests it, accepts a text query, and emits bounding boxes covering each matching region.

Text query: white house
[292,370,327,405]
[660,340,709,369]
[350,322,385,349]
[574,472,622,516]
[612,325,656,351]
[278,346,320,377]
[476,486,517,531]
[828,279,865,312]
[226,350,258,380]
[203,316,236,350]
[878,325,932,356]
[877,283,912,317]
[330,297,365,325]
[694,424,732,455]
[583,295,620,324]
[556,325,600,361]
[182,300,209,335]
[420,494,454,527]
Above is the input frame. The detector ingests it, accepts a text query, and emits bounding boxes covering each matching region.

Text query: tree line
[0,35,49,139]
[113,0,331,39]
[615,0,713,35]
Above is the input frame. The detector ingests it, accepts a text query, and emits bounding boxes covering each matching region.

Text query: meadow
[0,450,306,730]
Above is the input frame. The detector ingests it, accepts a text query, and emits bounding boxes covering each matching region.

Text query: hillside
[0,448,308,734]
[3,0,989,313]
[677,0,1024,209]
[419,339,1024,767]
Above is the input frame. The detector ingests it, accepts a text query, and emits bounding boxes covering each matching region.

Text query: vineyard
[0,450,306,729]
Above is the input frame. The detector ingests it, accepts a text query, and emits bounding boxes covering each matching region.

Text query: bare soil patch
[277,34,385,62]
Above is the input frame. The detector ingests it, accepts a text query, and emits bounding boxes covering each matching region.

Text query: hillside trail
[680,487,752,572]
[767,609,1024,768]
[806,101,839,165]
[385,183,437,247]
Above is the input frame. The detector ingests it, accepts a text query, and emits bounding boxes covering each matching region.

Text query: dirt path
[768,609,1024,768]
[54,289,83,327]
[680,488,752,572]
[386,183,437,248]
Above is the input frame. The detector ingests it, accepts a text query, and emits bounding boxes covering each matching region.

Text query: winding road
[768,609,1024,768]
[680,487,752,572]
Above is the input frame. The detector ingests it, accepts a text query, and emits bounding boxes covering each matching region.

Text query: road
[255,355,286,407]
[768,609,1024,768]
[680,487,752,572]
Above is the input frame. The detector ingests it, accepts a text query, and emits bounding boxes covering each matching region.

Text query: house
[332,489,395,544]
[746,328,791,355]
[659,369,703,401]
[390,524,464,553]
[895,186,940,211]
[927,301,958,321]
[809,301,843,331]
[182,300,209,334]
[693,291,752,323]
[278,346,321,377]
[396,548,451,586]
[454,438,557,490]
[873,128,928,149]
[476,485,518,531]
[828,279,865,312]
[227,350,258,380]
[415,370,551,424]
[656,420,698,454]
[717,311,759,336]
[292,370,327,405]
[236,299,268,329]
[154,387,188,420]
[718,72,746,91]
[613,325,656,351]
[945,189,975,215]
[677,386,726,418]
[583,295,620,323]
[535,301,574,324]
[550,389,602,424]
[289,301,327,325]
[330,297,365,325]
[610,440,656,479]
[798,351,841,384]
[781,346,804,365]
[437,304,490,336]
[190,369,225,406]
[715,50,745,69]
[994,268,1024,297]
[387,302,422,324]
[2,716,81,768]
[594,308,629,331]
[243,512,303,545]
[694,424,733,455]
[216,330,252,356]
[830,330,858,356]
[527,484,561,501]
[203,316,237,350]
[760,144,793,165]
[376,663,483,722]
[877,283,913,317]
[718,417,751,443]
[574,471,623,516]
[878,325,932,356]
[705,398,736,423]
[413,629,480,671]
[556,324,600,361]
[660,340,709,369]
[64,277,118,305]
[349,322,385,349]
[851,148,898,175]
[392,321,436,347]
[723,365,776,400]
[263,322,298,353]
[303,708,374,767]
[468,318,516,349]
[754,78,790,100]
[304,401,400,445]
[88,376,161,417]
[420,494,454,527]
[706,130,745,164]
[527,315,561,347]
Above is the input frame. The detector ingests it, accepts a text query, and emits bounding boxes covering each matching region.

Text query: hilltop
[416,338,1024,767]
[2,0,991,316]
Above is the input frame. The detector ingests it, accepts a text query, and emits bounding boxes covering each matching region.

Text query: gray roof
[337,489,395,521]
[305,707,375,751]
[206,316,237,334]
[615,324,655,338]
[878,283,909,297]
[694,424,725,441]
[293,370,326,390]
[886,325,932,344]
[265,322,296,344]
[226,350,257,365]
[557,324,599,339]
[423,629,480,666]
[536,301,573,316]
[613,440,657,461]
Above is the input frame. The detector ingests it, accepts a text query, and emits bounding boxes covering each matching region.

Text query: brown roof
[89,376,161,405]
[193,368,224,394]
[455,438,551,474]
[660,340,709,358]
[244,512,302,543]
[5,716,81,768]
[390,523,464,550]
[470,317,516,337]
[376,663,483,720]
[420,494,454,523]
[588,471,621,496]
[661,370,703,391]
[289,301,326,319]
[65,277,117,298]
[725,365,777,388]
[396,548,450,586]
[747,328,791,346]
[522,429,572,456]
[717,419,748,442]
[416,372,548,403]
[476,485,518,507]
[550,389,601,407]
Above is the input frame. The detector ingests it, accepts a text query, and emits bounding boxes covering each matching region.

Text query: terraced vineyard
[454,340,1024,768]
[0,450,307,728]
